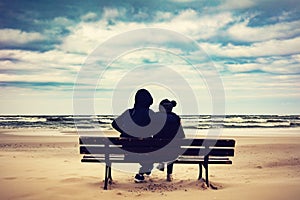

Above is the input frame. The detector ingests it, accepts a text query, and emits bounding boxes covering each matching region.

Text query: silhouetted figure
[111,89,155,183]
[154,99,185,182]
[112,89,155,138]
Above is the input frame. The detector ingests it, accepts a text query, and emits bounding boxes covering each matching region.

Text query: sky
[0,0,300,115]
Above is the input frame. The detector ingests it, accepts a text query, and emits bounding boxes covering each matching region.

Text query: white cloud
[201,37,300,58]
[0,28,45,45]
[221,73,300,100]
[81,12,98,21]
[0,73,74,83]
[154,11,173,21]
[291,54,300,62]
[157,10,234,40]
[226,61,300,74]
[270,11,295,22]
[217,0,256,10]
[0,49,86,85]
[214,54,300,75]
[227,19,300,42]
[58,19,137,54]
[59,9,235,54]
[53,17,73,25]
[0,49,84,70]
[102,7,125,19]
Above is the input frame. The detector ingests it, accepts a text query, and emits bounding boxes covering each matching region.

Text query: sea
[0,115,299,133]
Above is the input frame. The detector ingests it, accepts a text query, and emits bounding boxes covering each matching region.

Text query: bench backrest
[79,137,235,158]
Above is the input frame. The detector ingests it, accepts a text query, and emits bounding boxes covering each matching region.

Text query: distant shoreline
[0,115,299,131]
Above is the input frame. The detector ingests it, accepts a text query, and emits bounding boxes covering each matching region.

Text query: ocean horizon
[1,115,299,131]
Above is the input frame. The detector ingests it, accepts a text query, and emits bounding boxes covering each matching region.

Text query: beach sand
[0,128,300,200]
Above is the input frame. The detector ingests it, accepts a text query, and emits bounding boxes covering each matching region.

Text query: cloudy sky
[0,0,299,115]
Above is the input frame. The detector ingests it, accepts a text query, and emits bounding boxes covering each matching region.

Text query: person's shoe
[166,174,173,182]
[157,163,164,171]
[134,174,145,183]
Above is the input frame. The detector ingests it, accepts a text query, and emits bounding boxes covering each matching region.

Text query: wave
[0,115,299,130]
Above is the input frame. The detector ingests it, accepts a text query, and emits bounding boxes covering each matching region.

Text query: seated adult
[111,89,155,183]
[153,99,185,181]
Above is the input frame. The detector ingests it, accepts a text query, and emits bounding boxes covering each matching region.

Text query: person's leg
[135,162,153,183]
[157,163,165,171]
[167,162,173,174]
[166,162,174,181]
[139,162,153,175]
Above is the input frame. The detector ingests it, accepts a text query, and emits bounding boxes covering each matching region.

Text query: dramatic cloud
[217,0,256,10]
[59,9,235,54]
[201,37,300,57]
[81,12,98,21]
[0,0,299,114]
[0,29,45,46]
[227,20,300,42]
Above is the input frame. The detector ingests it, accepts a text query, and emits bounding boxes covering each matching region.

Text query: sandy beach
[0,128,300,200]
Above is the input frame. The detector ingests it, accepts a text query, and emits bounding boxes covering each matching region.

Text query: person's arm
[176,116,185,138]
[177,124,185,138]
[111,120,124,134]
[111,109,134,138]
[111,110,127,137]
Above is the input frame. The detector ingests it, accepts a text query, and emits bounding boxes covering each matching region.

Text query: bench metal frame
[79,137,235,190]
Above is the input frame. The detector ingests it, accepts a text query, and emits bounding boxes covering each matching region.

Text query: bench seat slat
[80,146,235,157]
[81,157,232,164]
[83,155,230,160]
[182,148,234,156]
[79,137,235,148]
[81,159,232,165]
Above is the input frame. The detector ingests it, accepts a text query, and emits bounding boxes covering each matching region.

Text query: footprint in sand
[4,177,17,180]
[60,177,82,183]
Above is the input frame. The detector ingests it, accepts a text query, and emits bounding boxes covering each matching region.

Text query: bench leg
[198,163,203,180]
[104,165,109,190]
[204,156,209,187]
[108,166,112,184]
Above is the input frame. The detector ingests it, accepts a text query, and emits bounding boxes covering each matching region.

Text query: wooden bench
[79,137,236,190]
